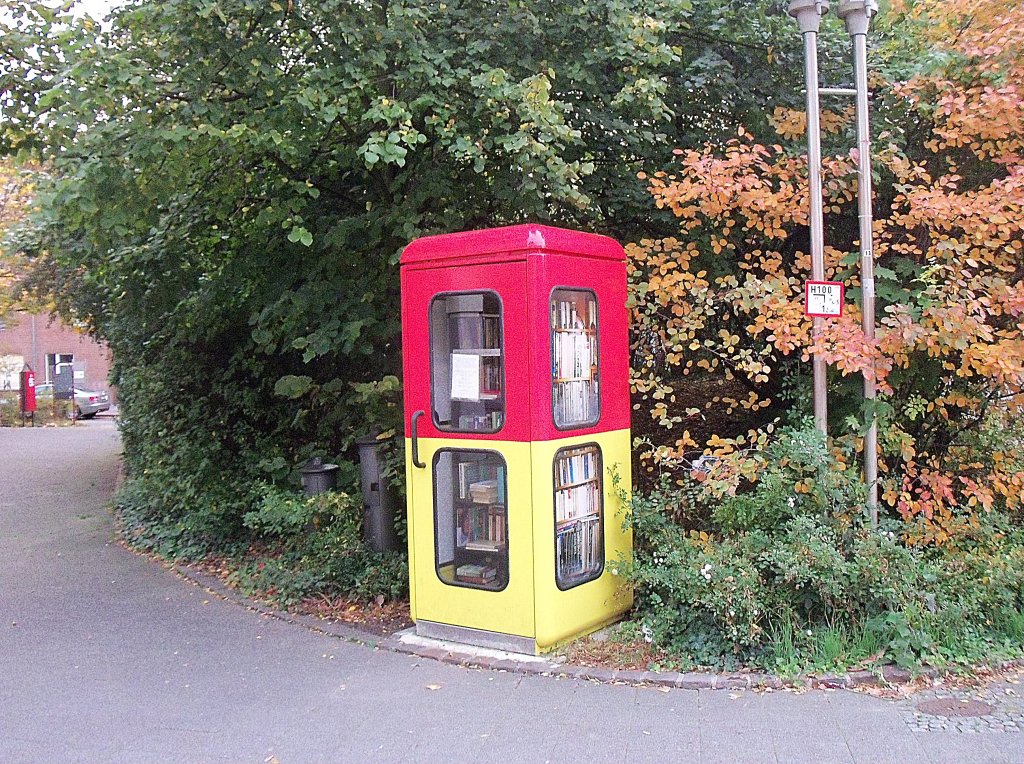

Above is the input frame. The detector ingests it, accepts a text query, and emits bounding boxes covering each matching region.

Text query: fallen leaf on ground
[426,683,442,690]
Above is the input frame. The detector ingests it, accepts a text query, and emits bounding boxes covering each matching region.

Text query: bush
[622,424,1024,673]
[116,475,255,559]
[232,485,407,607]
[0,397,76,427]
[116,476,407,608]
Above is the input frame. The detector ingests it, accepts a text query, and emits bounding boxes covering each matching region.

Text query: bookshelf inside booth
[433,449,509,591]
[430,291,504,433]
[553,444,603,590]
[551,288,599,429]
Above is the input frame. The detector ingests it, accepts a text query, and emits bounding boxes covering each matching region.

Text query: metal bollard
[356,435,399,552]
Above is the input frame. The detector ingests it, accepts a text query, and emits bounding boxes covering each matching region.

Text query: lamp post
[837,0,880,527]
[789,0,831,436]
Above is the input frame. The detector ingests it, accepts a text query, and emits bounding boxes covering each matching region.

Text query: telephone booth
[401,224,632,654]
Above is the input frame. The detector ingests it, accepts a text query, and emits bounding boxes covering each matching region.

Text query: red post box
[19,366,37,415]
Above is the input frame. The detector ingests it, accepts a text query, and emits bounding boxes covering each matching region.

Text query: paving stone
[617,669,651,684]
[847,670,878,687]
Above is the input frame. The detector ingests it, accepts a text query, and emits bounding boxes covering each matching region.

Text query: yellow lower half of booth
[405,429,633,654]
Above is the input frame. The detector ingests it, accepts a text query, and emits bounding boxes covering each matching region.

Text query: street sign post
[789,0,831,435]
[805,280,844,318]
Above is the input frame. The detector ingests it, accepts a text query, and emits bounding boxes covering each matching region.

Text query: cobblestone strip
[901,684,1024,733]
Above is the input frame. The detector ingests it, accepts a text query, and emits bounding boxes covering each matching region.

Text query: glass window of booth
[430,292,504,433]
[433,450,509,591]
[551,289,599,429]
[553,444,604,589]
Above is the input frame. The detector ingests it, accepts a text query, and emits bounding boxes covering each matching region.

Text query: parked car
[34,383,112,419]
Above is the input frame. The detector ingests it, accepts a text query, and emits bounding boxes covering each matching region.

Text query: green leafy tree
[3,0,815,548]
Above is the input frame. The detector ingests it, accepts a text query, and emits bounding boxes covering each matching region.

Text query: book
[456,563,498,585]
[456,411,503,431]
[457,461,479,500]
[469,479,499,504]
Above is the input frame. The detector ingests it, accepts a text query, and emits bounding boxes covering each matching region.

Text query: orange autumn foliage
[629,0,1024,544]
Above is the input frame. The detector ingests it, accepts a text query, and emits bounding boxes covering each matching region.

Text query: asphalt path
[3,419,1024,763]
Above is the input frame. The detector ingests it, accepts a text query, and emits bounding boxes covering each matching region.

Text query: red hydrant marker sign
[805,281,844,318]
[20,368,36,414]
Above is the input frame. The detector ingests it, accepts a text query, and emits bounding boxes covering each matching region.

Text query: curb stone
[676,672,716,690]
[812,675,850,690]
[719,674,750,690]
[168,560,1024,693]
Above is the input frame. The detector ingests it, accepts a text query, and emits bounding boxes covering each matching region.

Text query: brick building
[0,311,114,397]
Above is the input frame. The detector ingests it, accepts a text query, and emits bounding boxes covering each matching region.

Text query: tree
[2,0,819,546]
[628,0,1024,543]
[0,158,42,321]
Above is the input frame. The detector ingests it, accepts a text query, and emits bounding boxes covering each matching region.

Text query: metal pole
[789,0,830,435]
[31,313,38,378]
[838,0,879,526]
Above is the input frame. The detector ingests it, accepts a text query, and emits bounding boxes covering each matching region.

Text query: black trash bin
[299,457,339,497]
[356,435,399,553]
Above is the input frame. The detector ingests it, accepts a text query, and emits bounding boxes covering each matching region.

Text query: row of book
[455,563,499,586]
[556,448,598,487]
[456,411,504,431]
[479,356,502,398]
[552,328,595,382]
[553,380,596,427]
[456,460,507,502]
[557,515,601,579]
[482,314,501,348]
[552,298,596,332]
[458,504,507,550]
[555,481,600,524]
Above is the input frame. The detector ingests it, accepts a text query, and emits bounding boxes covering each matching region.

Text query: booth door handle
[410,410,426,468]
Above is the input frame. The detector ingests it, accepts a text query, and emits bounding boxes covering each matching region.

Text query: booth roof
[400,224,625,265]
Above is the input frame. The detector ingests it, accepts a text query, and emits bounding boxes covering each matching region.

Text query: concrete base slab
[396,626,559,665]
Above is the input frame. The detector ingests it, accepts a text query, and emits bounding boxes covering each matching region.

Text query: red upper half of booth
[400,224,625,268]
[400,225,630,443]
